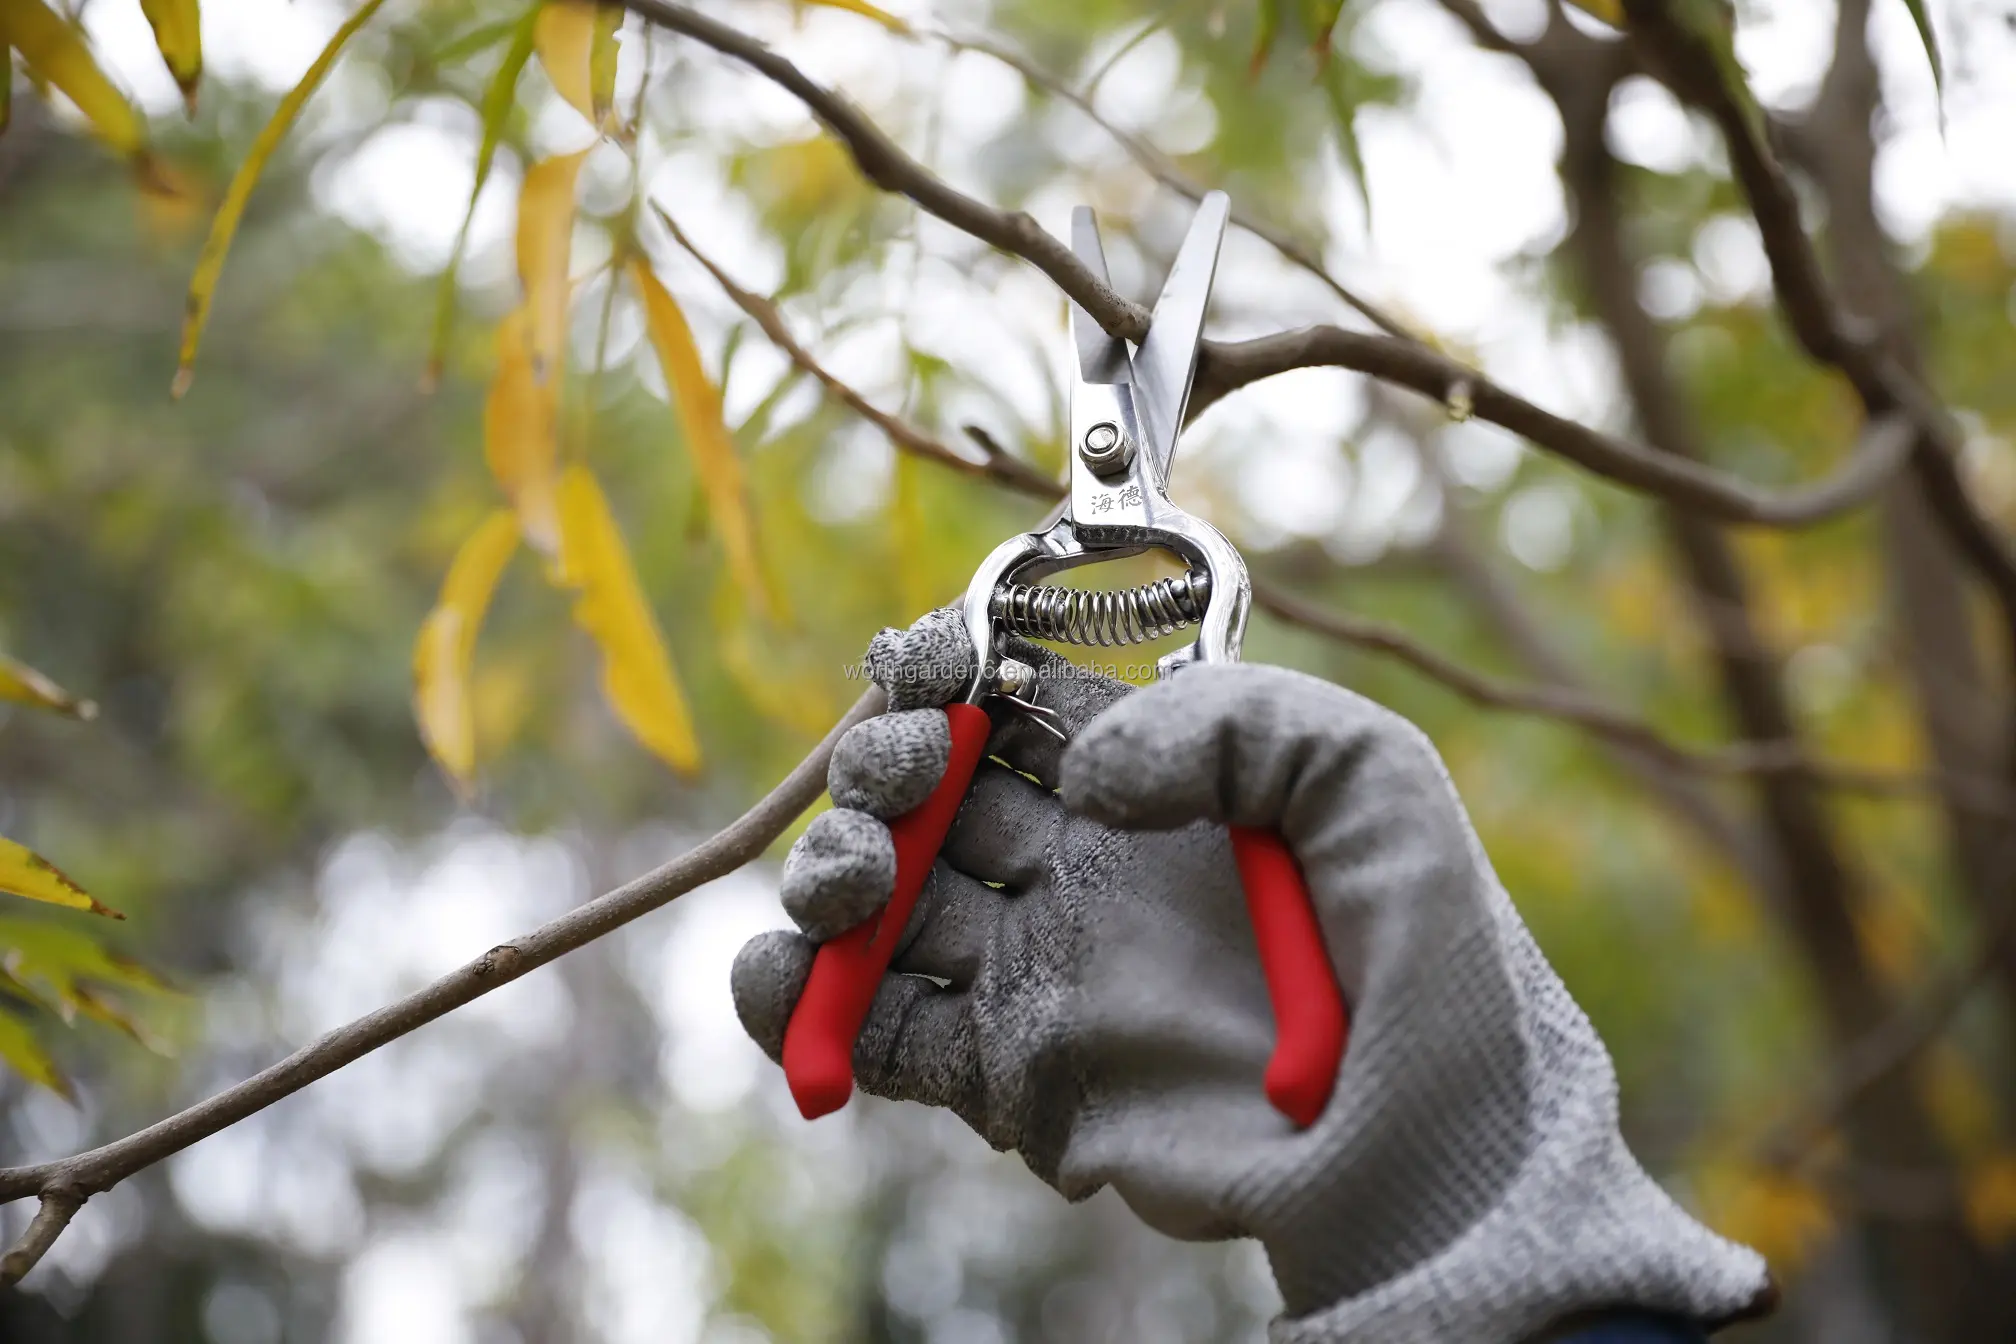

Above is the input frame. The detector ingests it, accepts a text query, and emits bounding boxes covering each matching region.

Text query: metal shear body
[783,194,1350,1130]
[958,192,1250,703]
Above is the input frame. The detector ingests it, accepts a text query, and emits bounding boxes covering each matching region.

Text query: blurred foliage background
[3,0,2016,1340]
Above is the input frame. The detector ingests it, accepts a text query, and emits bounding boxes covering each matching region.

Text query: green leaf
[1319,61,1372,230]
[174,0,391,397]
[1249,0,1282,76]
[0,1012,70,1099]
[1301,0,1346,64]
[0,917,169,1001]
[426,4,539,389]
[1898,0,1944,108]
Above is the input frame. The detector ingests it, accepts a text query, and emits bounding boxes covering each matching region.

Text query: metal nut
[1078,421,1134,476]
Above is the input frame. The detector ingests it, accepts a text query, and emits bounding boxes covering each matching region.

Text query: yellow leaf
[138,0,202,111]
[1565,0,1623,24]
[629,256,787,623]
[413,510,519,790]
[534,0,619,128]
[0,838,121,919]
[173,0,388,396]
[0,1013,71,1099]
[797,0,910,33]
[1964,1152,2016,1247]
[0,0,145,153]
[516,146,588,387]
[0,653,96,720]
[484,309,562,552]
[555,464,702,774]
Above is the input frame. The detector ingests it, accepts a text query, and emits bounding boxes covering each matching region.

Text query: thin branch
[1196,327,1917,527]
[0,691,885,1267]
[1251,584,2009,812]
[1618,0,2016,629]
[0,1192,81,1289]
[1760,877,2016,1169]
[617,0,1150,342]
[621,0,1913,532]
[936,30,1415,340]
[662,223,2007,816]
[646,203,1059,502]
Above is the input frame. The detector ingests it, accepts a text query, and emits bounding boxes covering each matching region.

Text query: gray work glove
[733,610,1772,1343]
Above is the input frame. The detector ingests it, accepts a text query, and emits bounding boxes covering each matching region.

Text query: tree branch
[647,203,1060,502]
[1195,326,1915,526]
[1761,872,2016,1170]
[619,0,1148,341]
[663,218,2011,817]
[0,1192,81,1289]
[622,0,1911,531]
[1618,0,2016,631]
[0,689,884,1283]
[935,30,1414,341]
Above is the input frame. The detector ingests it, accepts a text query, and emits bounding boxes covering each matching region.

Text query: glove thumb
[1060,663,1448,844]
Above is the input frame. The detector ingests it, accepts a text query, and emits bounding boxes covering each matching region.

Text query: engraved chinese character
[1092,493,1114,514]
[1119,485,1143,508]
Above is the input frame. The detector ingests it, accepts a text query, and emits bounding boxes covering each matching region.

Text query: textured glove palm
[732,611,1770,1343]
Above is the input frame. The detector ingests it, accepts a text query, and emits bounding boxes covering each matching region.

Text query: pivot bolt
[995,658,1037,697]
[1078,421,1134,477]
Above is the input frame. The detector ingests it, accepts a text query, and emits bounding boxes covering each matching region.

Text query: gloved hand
[732,611,1772,1343]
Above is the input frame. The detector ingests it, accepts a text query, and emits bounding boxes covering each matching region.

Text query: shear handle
[782,703,992,1119]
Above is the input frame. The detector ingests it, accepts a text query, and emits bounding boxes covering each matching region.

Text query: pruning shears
[782,192,1350,1129]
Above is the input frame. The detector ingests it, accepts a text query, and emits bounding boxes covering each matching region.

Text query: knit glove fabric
[731,611,1772,1343]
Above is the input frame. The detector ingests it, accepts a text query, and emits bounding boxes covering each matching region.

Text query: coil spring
[990,572,1211,647]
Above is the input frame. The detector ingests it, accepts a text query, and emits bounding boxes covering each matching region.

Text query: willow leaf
[174,0,390,397]
[554,464,702,775]
[414,510,520,789]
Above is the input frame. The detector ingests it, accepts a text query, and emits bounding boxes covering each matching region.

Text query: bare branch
[1195,327,1916,527]
[617,0,1149,342]
[665,229,2006,815]
[1761,877,2016,1170]
[647,203,1059,502]
[1249,584,2008,812]
[0,691,884,1250]
[1619,0,2016,628]
[0,1192,82,1289]
[937,30,1414,341]
[622,0,1913,532]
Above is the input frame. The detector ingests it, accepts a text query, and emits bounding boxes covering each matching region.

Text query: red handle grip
[1229,826,1349,1128]
[782,702,993,1119]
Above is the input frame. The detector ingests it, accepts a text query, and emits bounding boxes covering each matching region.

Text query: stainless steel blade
[1131,190,1229,479]
[1070,206,1129,387]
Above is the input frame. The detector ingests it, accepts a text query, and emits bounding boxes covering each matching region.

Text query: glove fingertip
[730,930,814,1064]
[867,608,975,710]
[830,709,952,819]
[780,810,896,941]
[1058,682,1212,829]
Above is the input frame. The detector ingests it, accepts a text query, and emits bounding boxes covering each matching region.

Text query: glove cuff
[1263,1108,1769,1344]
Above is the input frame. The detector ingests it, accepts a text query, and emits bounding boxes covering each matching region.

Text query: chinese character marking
[1118,485,1143,508]
[1091,493,1114,515]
